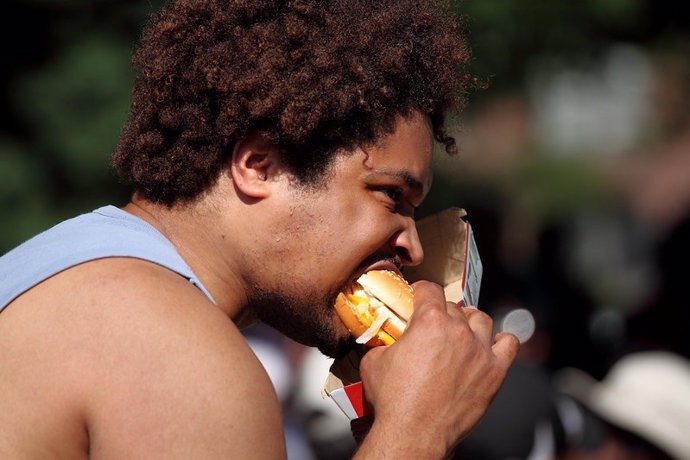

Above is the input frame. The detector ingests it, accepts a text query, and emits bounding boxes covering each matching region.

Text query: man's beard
[246,282,355,358]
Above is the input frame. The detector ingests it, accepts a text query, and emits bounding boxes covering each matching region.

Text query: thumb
[492,332,521,367]
[407,280,445,322]
[359,345,386,375]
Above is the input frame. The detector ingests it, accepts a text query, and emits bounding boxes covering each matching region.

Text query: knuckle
[358,348,379,373]
[447,317,472,342]
[504,333,522,355]
[416,305,447,328]
[465,308,492,324]
[507,332,521,347]
[411,279,440,290]
[412,280,444,298]
[497,331,521,349]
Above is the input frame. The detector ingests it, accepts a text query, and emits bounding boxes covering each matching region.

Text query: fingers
[492,331,521,366]
[446,301,462,317]
[409,281,520,363]
[361,343,385,364]
[360,281,521,451]
[462,306,494,346]
[412,283,490,342]
[405,281,446,329]
[358,346,385,383]
[410,280,446,314]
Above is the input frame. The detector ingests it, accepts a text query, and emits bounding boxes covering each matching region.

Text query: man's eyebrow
[366,168,426,194]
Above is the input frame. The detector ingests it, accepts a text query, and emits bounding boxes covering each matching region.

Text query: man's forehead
[322,113,434,190]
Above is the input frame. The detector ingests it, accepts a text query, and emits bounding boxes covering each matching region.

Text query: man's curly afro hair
[112,0,473,206]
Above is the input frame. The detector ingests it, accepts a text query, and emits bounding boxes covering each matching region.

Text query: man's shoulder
[39,256,279,407]
[0,258,286,458]
[0,205,213,312]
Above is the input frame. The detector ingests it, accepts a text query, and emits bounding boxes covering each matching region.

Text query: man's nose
[394,217,424,267]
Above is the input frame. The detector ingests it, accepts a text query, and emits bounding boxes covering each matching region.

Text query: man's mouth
[350,255,403,285]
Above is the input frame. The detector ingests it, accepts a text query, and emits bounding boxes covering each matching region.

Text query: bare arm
[83,260,286,459]
[0,258,286,459]
[354,281,519,459]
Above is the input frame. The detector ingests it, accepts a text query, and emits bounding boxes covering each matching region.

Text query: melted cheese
[349,286,404,345]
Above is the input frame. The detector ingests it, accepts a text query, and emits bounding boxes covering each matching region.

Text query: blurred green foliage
[14,33,133,185]
[1,0,687,253]
[459,0,650,95]
[1,0,164,252]
[514,155,614,222]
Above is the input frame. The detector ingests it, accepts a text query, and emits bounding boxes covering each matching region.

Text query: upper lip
[347,260,403,289]
[340,259,403,295]
[364,260,403,277]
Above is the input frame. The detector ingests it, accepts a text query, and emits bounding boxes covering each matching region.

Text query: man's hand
[354,281,520,459]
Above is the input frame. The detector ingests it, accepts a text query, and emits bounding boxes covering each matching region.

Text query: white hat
[557,351,690,460]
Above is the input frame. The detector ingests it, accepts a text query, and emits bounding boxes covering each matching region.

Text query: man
[0,0,519,458]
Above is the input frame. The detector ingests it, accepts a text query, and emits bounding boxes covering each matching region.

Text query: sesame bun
[334,270,413,347]
[357,270,414,321]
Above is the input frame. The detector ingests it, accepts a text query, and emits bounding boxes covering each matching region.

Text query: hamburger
[334,270,414,347]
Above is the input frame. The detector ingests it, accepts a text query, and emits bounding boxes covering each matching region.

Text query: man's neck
[122,198,251,326]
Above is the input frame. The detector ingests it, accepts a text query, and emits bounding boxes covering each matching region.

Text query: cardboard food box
[322,207,483,420]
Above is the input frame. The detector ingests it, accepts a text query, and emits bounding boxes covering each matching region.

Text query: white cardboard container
[323,207,483,420]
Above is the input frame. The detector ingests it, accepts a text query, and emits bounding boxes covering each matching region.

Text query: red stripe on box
[344,382,367,418]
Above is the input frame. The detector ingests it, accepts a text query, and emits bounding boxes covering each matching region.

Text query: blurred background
[2,0,689,458]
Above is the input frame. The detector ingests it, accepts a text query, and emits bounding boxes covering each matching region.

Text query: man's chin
[314,333,357,359]
[246,284,354,358]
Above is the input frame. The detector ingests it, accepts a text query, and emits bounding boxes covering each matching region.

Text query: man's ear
[230,132,279,199]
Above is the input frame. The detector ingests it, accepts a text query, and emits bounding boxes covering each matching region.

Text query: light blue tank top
[0,205,215,312]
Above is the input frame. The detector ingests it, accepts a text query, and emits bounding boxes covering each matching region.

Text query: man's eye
[377,187,416,216]
[382,187,403,202]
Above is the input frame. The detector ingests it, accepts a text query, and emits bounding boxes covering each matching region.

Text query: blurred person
[555,351,690,460]
[618,49,690,237]
[0,1,519,458]
[529,222,605,377]
[451,359,565,460]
